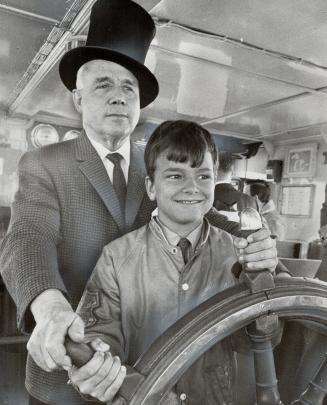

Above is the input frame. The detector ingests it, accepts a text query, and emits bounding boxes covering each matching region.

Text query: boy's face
[146,151,215,235]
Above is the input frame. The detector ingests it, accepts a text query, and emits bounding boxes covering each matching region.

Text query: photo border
[283,143,317,178]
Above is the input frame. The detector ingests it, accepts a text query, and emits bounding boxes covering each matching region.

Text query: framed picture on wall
[279,184,315,217]
[283,143,317,178]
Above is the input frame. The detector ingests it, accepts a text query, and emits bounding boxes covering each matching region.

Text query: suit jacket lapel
[75,132,125,231]
[125,142,147,230]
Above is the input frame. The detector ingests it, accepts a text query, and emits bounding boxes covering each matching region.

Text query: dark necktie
[178,237,191,264]
[106,153,127,213]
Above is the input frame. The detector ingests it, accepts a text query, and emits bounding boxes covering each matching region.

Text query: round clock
[30,124,59,148]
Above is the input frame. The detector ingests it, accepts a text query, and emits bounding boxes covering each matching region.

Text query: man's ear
[145,176,156,201]
[72,89,83,113]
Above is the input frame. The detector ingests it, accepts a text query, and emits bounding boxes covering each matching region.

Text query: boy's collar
[151,216,210,249]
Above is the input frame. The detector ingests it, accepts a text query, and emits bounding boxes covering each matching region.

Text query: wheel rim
[125,278,327,405]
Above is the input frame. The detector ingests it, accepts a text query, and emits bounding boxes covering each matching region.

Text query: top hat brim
[59,46,159,108]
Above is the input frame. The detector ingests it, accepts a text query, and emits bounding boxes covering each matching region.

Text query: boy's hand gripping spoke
[239,208,275,293]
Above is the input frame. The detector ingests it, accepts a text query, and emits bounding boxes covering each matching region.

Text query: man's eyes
[167,174,181,179]
[96,83,111,90]
[95,84,136,92]
[123,85,136,92]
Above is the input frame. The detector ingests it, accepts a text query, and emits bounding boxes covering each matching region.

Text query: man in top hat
[0,0,279,404]
[1,1,159,404]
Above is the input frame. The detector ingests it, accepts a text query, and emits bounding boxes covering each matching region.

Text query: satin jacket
[78,218,240,405]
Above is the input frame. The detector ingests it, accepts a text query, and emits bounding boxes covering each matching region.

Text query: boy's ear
[72,89,83,113]
[145,176,156,201]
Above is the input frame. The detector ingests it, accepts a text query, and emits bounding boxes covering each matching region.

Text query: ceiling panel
[142,48,304,123]
[204,93,327,139]
[0,11,53,107]
[152,0,327,66]
[153,24,327,91]
[3,0,327,144]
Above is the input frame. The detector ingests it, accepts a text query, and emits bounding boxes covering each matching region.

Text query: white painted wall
[273,140,327,242]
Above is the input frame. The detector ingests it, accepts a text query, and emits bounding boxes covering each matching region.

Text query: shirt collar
[154,216,204,248]
[87,134,131,166]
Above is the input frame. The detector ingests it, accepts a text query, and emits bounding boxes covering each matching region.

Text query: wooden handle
[65,337,94,367]
[65,337,145,401]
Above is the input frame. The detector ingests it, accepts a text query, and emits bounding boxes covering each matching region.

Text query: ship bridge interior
[1,1,327,404]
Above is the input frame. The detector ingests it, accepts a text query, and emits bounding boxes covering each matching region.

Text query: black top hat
[59,0,159,108]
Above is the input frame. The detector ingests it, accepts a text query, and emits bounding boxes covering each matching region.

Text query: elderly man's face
[73,60,140,149]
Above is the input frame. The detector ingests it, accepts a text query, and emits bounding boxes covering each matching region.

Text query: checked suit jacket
[0,131,156,404]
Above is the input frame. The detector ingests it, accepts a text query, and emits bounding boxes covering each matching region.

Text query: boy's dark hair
[249,182,271,204]
[144,120,218,180]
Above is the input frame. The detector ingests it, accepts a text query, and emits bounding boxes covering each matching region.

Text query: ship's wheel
[68,276,327,405]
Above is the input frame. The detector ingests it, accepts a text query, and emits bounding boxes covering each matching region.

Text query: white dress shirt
[88,136,130,184]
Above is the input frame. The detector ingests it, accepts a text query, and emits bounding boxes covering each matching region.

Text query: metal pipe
[0,4,59,25]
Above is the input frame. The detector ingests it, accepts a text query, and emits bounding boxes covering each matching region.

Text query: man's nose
[109,87,126,105]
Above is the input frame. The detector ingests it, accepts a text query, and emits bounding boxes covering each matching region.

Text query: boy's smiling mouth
[175,200,203,204]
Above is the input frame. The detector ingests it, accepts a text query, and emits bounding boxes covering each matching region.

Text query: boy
[69,120,276,404]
